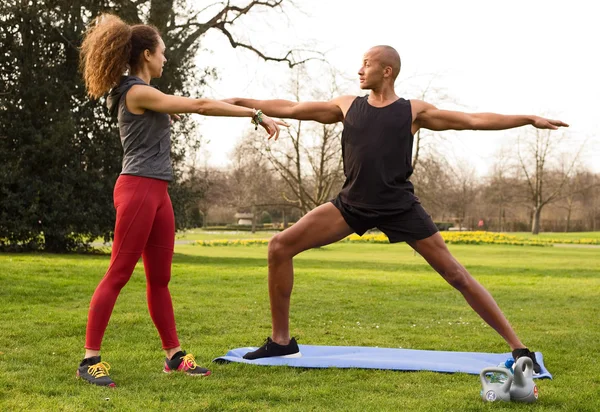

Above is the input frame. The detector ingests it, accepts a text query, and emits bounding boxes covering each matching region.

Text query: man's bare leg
[268,202,354,344]
[408,232,525,350]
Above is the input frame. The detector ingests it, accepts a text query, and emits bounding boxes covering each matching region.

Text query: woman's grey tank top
[107,76,172,182]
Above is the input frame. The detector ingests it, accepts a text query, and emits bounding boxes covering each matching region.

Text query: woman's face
[147,37,167,78]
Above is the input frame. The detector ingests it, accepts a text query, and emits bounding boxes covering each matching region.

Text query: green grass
[1,240,599,411]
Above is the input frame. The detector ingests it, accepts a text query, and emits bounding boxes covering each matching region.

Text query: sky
[188,0,599,176]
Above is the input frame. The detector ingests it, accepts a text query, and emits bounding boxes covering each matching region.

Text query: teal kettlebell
[510,357,539,402]
[480,366,513,402]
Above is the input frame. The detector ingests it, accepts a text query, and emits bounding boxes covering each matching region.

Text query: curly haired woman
[77,13,283,387]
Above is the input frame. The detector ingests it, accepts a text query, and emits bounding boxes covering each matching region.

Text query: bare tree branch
[171,0,322,68]
[541,139,585,207]
[517,135,536,199]
[214,23,323,68]
[172,2,223,28]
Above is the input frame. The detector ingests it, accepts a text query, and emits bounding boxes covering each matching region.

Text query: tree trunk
[592,182,597,231]
[200,207,208,228]
[531,206,542,234]
[251,204,256,234]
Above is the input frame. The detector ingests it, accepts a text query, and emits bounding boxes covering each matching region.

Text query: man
[225,45,567,371]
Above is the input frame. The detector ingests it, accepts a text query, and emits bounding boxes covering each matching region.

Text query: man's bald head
[367,45,401,80]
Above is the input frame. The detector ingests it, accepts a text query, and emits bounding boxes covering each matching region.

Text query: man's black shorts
[331,195,439,243]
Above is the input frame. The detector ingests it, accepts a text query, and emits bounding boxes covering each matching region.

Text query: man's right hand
[531,116,569,130]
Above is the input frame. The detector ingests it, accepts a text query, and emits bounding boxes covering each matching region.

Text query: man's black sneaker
[163,351,211,376]
[243,337,301,360]
[512,348,542,374]
[76,356,116,387]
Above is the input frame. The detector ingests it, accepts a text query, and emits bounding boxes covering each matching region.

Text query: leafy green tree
[0,0,308,251]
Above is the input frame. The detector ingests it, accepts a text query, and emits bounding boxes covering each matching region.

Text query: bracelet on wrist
[251,109,263,130]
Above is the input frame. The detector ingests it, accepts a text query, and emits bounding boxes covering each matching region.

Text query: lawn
[0,235,599,411]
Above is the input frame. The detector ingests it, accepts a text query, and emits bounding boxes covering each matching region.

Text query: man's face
[358,51,384,90]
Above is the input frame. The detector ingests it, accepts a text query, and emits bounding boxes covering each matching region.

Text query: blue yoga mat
[214,345,552,379]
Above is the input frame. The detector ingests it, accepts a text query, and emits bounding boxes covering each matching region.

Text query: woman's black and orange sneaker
[76,356,116,387]
[163,351,211,376]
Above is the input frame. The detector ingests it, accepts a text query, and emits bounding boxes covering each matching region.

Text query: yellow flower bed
[342,231,545,246]
[345,231,599,246]
[195,231,599,247]
[441,231,549,246]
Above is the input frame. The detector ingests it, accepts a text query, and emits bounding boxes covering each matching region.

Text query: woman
[77,13,283,387]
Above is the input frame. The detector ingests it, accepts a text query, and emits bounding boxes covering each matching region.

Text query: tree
[0,0,312,251]
[581,173,600,231]
[555,168,599,232]
[483,149,521,231]
[228,143,284,232]
[237,66,345,214]
[410,153,454,222]
[401,74,455,171]
[516,129,582,234]
[1,1,123,251]
[187,165,231,228]
[446,161,478,230]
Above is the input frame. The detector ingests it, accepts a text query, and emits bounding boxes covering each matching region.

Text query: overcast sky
[188,0,599,175]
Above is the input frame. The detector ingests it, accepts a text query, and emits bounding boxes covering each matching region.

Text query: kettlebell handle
[480,367,513,391]
[514,356,534,379]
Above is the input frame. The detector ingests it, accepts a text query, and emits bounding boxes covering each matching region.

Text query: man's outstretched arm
[413,100,569,132]
[223,97,344,124]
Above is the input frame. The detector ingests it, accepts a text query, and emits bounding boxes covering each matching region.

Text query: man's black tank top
[339,95,417,210]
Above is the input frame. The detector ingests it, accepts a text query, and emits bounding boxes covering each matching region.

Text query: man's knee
[441,264,470,290]
[268,233,293,262]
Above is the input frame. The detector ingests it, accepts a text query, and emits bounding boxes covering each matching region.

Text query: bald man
[225,45,567,369]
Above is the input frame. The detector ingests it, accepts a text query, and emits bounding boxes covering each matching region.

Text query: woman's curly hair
[80,14,160,99]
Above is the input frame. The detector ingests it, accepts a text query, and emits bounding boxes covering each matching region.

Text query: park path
[553,243,600,249]
[92,239,196,247]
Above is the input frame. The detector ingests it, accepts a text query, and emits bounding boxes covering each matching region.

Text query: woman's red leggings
[85,175,180,350]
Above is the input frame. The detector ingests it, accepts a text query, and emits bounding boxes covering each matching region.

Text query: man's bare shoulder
[332,95,358,118]
[408,99,435,112]
[408,99,437,123]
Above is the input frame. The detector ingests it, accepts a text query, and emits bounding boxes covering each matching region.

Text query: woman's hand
[259,115,289,140]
